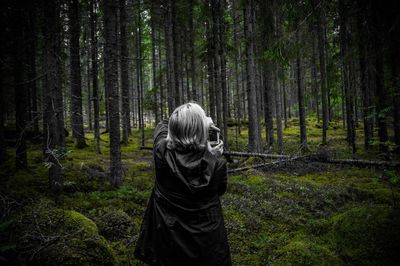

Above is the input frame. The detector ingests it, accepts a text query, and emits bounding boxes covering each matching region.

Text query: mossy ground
[1,119,399,265]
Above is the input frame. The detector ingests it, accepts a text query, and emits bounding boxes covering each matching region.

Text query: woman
[134,103,231,266]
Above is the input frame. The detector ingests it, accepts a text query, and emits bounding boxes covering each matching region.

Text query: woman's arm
[154,119,169,147]
[215,159,228,196]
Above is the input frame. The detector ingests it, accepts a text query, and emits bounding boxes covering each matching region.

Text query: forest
[0,0,400,265]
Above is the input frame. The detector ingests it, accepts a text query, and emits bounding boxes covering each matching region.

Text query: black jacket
[134,120,231,266]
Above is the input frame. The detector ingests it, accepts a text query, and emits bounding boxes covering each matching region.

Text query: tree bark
[103,0,122,187]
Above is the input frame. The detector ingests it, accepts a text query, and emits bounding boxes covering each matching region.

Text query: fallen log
[324,158,400,168]
[139,146,153,150]
[224,150,290,159]
[227,155,308,174]
[136,147,400,169]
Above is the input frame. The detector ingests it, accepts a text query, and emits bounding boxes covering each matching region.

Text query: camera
[208,126,220,145]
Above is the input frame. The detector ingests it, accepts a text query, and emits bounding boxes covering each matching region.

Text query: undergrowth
[1,121,399,265]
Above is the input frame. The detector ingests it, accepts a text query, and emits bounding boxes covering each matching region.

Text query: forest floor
[1,117,400,265]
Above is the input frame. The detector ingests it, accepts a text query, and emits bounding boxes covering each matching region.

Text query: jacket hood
[165,148,215,194]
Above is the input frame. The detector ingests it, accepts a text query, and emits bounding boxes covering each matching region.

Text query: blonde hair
[166,103,208,151]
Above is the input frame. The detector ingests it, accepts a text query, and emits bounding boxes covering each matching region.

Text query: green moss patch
[272,239,342,266]
[14,202,116,265]
[330,205,400,265]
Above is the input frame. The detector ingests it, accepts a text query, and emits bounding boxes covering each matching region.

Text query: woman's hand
[208,140,224,157]
[205,116,214,128]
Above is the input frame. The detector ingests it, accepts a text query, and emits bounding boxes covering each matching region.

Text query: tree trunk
[14,8,28,169]
[264,69,274,148]
[150,1,159,124]
[189,0,197,102]
[91,0,101,154]
[136,0,145,147]
[83,15,92,132]
[158,30,164,120]
[205,6,216,121]
[103,0,122,187]
[311,33,320,123]
[283,78,288,129]
[69,0,86,148]
[211,1,222,128]
[275,76,283,153]
[296,29,307,149]
[165,0,176,114]
[120,0,131,144]
[316,2,329,146]
[43,0,65,196]
[232,0,242,136]
[387,3,400,154]
[219,0,229,149]
[27,9,39,134]
[0,63,4,164]
[244,0,262,152]
[339,0,355,154]
[172,1,181,107]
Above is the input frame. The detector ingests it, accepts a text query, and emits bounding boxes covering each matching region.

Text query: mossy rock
[331,205,400,265]
[15,204,116,265]
[90,208,134,241]
[272,239,341,266]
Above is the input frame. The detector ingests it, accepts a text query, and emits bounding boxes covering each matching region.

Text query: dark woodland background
[0,0,400,265]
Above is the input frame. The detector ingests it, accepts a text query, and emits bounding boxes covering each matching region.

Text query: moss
[15,203,116,265]
[272,239,342,266]
[247,175,264,186]
[305,219,331,237]
[330,205,400,265]
[90,208,134,241]
[223,209,246,232]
